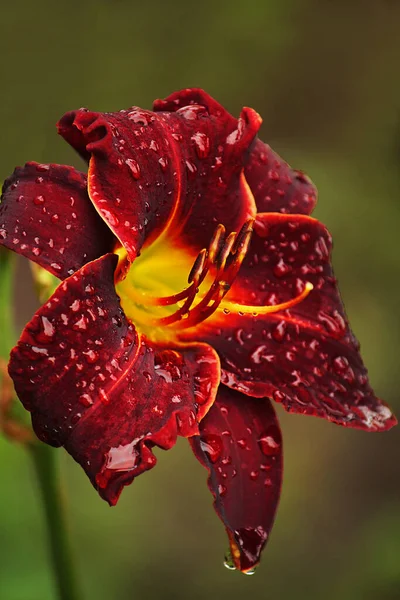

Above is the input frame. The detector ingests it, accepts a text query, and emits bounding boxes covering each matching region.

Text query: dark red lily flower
[1,88,396,574]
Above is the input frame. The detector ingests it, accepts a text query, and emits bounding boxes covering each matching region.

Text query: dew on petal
[199,434,223,464]
[125,158,141,180]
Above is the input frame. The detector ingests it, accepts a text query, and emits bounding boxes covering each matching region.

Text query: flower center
[115,221,313,343]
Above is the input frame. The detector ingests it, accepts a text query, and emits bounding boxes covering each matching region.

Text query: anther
[188,248,207,284]
[208,224,226,262]
[122,219,313,334]
[231,219,254,255]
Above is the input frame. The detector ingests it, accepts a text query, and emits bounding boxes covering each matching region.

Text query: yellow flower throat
[115,221,313,344]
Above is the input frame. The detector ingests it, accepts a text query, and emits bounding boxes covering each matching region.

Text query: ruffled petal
[244,139,317,215]
[179,214,397,432]
[58,88,260,260]
[0,162,114,278]
[190,385,282,573]
[9,254,220,505]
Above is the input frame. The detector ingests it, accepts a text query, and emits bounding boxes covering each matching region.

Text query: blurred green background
[1,0,399,599]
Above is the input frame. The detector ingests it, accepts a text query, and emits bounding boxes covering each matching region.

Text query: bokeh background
[1,1,399,599]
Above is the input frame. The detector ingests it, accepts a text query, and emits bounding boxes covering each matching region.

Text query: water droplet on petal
[126,158,141,180]
[185,160,197,176]
[273,258,292,278]
[41,316,55,338]
[199,434,223,463]
[272,321,286,342]
[223,550,236,571]
[191,132,210,159]
[258,425,281,456]
[100,209,119,228]
[158,156,168,171]
[128,110,148,126]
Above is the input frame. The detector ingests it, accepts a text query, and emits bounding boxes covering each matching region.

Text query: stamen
[188,249,207,284]
[121,219,313,334]
[208,224,226,262]
[220,282,314,316]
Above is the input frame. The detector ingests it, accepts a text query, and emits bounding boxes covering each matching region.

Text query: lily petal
[180,214,397,431]
[58,108,181,259]
[190,385,282,573]
[244,139,317,215]
[0,162,114,278]
[58,89,260,260]
[9,254,220,505]
[154,88,260,251]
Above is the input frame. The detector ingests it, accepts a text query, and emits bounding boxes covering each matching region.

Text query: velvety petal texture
[0,162,114,279]
[180,214,396,431]
[190,385,282,573]
[9,254,220,504]
[58,88,260,261]
[245,139,317,215]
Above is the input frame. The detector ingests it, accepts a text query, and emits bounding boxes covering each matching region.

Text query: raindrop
[79,394,93,407]
[73,316,88,331]
[100,209,119,228]
[149,140,159,152]
[158,157,168,171]
[128,110,148,126]
[218,484,227,497]
[142,371,152,382]
[250,345,267,364]
[199,434,223,463]
[84,350,99,364]
[105,442,137,471]
[71,299,81,312]
[268,169,280,182]
[223,550,236,571]
[36,164,50,172]
[273,258,292,278]
[185,160,197,176]
[318,310,346,336]
[315,236,329,260]
[40,316,55,338]
[176,105,206,120]
[332,356,349,373]
[272,321,286,342]
[70,413,82,426]
[258,425,281,456]
[126,158,141,180]
[191,132,210,159]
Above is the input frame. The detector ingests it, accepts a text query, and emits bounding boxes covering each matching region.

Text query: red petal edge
[0,162,114,279]
[9,254,220,504]
[190,385,283,573]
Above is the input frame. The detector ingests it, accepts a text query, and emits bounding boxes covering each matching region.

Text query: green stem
[0,248,15,356]
[29,444,82,600]
[0,249,82,600]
